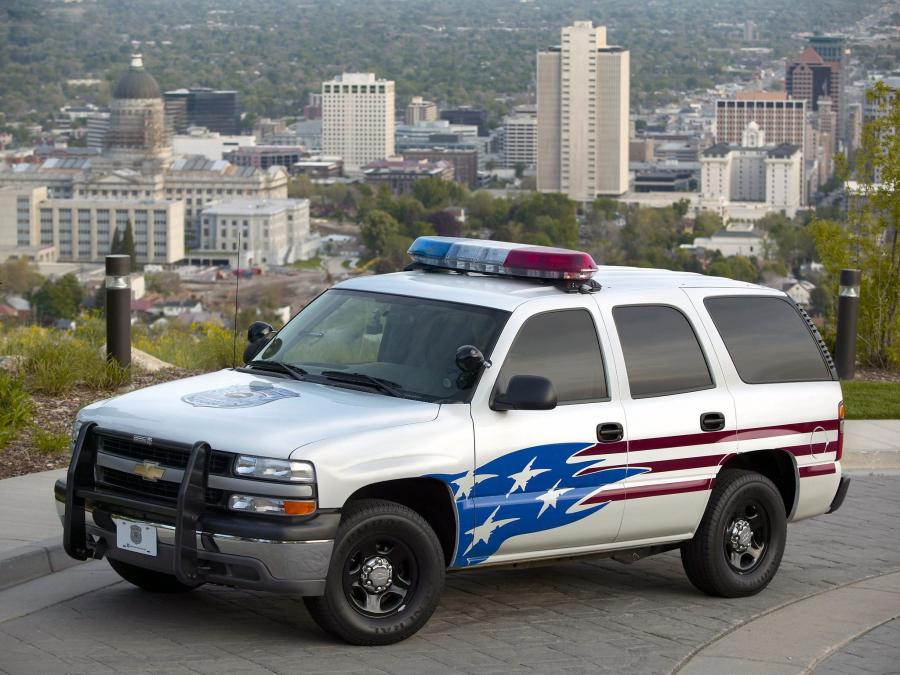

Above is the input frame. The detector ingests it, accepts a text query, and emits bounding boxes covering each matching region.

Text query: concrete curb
[0,537,85,592]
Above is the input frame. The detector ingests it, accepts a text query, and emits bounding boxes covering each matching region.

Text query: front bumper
[58,424,339,596]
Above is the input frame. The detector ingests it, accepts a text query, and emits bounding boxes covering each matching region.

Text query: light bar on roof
[407,237,598,282]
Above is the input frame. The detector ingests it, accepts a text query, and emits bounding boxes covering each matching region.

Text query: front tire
[304,499,445,645]
[108,558,202,593]
[681,469,786,597]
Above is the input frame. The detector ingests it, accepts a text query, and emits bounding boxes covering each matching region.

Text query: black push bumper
[59,423,339,595]
[827,475,851,514]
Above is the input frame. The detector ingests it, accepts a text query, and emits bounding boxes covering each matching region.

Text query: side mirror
[244,322,275,364]
[456,345,491,373]
[491,375,557,412]
[247,321,274,344]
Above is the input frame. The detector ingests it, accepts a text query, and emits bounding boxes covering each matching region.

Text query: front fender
[293,404,474,509]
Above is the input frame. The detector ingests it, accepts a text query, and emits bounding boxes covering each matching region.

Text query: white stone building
[502,106,537,169]
[690,222,767,258]
[322,73,395,174]
[197,198,316,268]
[537,21,630,200]
[700,122,803,218]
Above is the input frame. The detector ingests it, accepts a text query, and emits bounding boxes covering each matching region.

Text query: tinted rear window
[704,296,831,384]
[613,305,714,398]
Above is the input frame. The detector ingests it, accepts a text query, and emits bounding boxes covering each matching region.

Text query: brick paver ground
[813,618,900,675]
[0,475,898,674]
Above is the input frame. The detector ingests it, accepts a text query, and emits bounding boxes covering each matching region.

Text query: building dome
[113,54,161,100]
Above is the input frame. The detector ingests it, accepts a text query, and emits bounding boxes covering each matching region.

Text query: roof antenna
[232,229,241,369]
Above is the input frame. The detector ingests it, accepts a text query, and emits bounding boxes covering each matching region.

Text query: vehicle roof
[334,267,770,312]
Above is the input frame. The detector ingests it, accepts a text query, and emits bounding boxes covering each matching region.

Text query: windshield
[253,289,509,402]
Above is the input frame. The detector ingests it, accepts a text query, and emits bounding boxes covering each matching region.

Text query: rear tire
[304,499,445,645]
[108,558,202,593]
[681,469,786,597]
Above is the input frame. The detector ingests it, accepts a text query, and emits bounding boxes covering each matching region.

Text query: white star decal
[535,479,573,517]
[506,456,550,497]
[463,506,519,556]
[451,469,497,500]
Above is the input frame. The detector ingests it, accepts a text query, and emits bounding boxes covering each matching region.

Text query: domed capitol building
[0,55,290,266]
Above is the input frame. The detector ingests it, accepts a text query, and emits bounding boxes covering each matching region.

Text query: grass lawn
[841,380,900,419]
[289,256,322,269]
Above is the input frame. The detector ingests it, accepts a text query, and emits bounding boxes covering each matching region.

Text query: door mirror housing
[244,321,275,364]
[491,375,557,411]
[456,344,491,373]
[247,321,274,344]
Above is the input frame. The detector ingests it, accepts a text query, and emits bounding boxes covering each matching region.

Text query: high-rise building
[405,96,439,125]
[715,93,807,156]
[321,73,395,173]
[440,108,489,137]
[164,88,241,135]
[537,21,630,201]
[700,122,803,218]
[806,34,848,140]
[786,47,837,113]
[502,105,537,169]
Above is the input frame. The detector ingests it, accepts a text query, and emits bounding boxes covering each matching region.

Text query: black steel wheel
[681,469,786,597]
[304,499,445,645]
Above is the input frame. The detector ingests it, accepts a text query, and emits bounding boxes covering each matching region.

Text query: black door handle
[700,412,726,432]
[597,422,624,443]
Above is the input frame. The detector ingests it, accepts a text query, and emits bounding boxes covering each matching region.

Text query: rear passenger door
[686,289,842,520]
[598,292,738,544]
[467,298,635,566]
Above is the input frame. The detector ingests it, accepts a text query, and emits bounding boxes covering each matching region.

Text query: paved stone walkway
[814,618,900,675]
[0,475,898,674]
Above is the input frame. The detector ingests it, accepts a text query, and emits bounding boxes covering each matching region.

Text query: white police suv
[57,237,849,645]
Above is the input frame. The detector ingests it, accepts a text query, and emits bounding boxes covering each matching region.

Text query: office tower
[164,88,241,135]
[321,73,395,173]
[502,105,537,169]
[807,34,847,140]
[715,93,807,157]
[537,21,630,200]
[405,96,439,125]
[440,108,489,136]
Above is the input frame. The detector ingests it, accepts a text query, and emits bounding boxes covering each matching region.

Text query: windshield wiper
[320,371,403,398]
[244,360,308,381]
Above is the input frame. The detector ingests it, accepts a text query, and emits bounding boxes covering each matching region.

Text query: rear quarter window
[704,296,832,384]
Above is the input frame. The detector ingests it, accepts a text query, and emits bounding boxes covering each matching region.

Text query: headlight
[233,455,315,482]
[71,419,85,449]
[228,494,316,516]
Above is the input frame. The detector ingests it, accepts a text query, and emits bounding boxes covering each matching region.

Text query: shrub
[32,428,71,455]
[0,371,34,448]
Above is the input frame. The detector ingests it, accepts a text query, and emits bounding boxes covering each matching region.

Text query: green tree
[810,81,900,368]
[0,258,43,297]
[32,273,82,321]
[121,220,137,271]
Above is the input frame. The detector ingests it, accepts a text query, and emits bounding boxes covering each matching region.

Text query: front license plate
[113,518,158,557]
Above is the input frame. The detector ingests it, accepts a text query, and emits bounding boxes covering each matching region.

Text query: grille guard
[63,424,212,585]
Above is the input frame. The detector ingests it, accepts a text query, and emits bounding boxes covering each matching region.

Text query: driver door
[466,299,635,567]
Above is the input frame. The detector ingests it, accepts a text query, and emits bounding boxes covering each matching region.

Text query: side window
[613,305,714,398]
[704,296,832,384]
[496,310,607,404]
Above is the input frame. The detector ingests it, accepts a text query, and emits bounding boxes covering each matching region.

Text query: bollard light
[834,268,861,380]
[105,255,132,369]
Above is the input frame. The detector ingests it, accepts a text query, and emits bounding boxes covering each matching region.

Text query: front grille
[96,433,232,474]
[96,467,225,507]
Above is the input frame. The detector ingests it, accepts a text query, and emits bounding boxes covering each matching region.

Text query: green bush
[0,371,34,448]
[134,322,236,371]
[32,428,71,455]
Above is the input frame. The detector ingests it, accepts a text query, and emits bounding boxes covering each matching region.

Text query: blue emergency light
[407,237,599,282]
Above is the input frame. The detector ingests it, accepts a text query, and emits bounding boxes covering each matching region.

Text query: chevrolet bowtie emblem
[133,461,165,482]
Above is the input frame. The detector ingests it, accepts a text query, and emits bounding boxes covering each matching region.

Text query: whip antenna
[232,229,241,368]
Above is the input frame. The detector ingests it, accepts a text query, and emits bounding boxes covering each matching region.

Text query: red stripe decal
[571,419,840,458]
[799,463,836,477]
[576,453,726,477]
[582,478,711,506]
